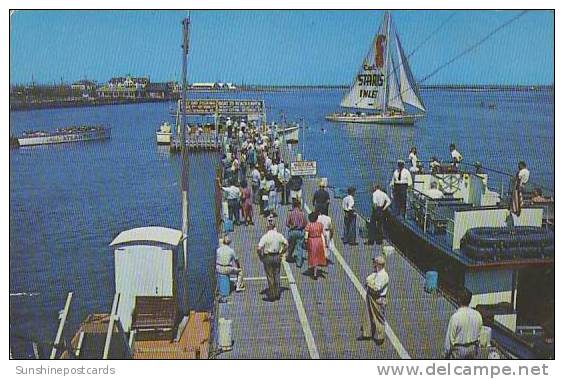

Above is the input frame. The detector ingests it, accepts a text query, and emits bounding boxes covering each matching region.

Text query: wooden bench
[131,296,177,341]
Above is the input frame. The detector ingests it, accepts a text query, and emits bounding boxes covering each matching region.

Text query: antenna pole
[180,15,190,313]
[382,11,391,114]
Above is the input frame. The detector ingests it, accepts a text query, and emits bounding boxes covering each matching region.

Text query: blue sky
[9,10,554,85]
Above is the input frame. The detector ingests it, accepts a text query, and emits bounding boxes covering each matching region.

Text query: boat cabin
[109,227,186,335]
[387,171,554,333]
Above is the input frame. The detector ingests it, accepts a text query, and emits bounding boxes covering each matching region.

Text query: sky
[9,10,554,86]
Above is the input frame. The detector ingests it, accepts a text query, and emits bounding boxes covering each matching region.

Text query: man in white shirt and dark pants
[257,216,288,302]
[368,184,391,245]
[517,160,531,193]
[390,160,412,218]
[450,143,463,170]
[218,179,242,225]
[444,288,483,359]
[359,255,389,345]
[342,187,358,245]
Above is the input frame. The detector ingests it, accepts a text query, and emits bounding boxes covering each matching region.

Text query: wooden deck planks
[300,177,456,359]
[214,140,456,359]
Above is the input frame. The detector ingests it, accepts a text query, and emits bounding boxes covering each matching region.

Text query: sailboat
[326,11,426,125]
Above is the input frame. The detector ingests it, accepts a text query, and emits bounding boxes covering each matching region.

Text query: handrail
[102,293,120,359]
[50,292,73,359]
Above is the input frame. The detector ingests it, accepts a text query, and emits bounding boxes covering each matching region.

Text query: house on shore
[96,75,150,99]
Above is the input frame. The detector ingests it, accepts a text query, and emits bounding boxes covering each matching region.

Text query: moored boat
[16,125,110,147]
[383,163,554,356]
[278,125,300,143]
[156,121,173,145]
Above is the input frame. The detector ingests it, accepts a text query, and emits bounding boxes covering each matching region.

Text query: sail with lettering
[327,11,425,125]
[340,12,390,110]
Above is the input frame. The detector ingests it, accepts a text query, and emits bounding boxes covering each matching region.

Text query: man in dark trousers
[367,184,391,245]
[257,215,288,302]
[288,174,303,205]
[389,160,412,218]
[313,178,330,216]
[342,187,358,245]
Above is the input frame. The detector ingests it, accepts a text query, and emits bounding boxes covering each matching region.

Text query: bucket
[480,326,492,347]
[218,318,233,351]
[223,219,234,233]
[218,274,231,297]
[424,271,438,293]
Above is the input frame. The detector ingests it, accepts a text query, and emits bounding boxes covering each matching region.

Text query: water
[9,88,554,348]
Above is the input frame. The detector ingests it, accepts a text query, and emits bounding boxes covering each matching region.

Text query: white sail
[394,28,426,112]
[340,12,390,110]
[387,53,405,112]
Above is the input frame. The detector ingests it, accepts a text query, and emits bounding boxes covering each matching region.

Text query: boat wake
[10,292,40,297]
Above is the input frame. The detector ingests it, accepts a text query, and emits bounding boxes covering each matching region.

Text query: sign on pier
[183,99,265,116]
[290,160,317,176]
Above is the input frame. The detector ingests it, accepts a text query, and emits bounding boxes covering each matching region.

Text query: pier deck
[215,176,458,359]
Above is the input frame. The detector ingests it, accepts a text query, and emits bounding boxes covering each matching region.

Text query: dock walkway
[215,174,457,359]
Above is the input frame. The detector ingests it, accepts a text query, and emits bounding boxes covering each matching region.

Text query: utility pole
[180,15,191,314]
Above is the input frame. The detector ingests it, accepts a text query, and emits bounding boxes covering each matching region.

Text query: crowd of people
[216,131,548,358]
[218,118,303,225]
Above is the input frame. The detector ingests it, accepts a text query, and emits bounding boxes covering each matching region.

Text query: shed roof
[109,227,182,247]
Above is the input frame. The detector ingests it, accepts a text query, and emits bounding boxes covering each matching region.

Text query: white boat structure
[156,121,173,145]
[278,125,300,143]
[326,11,426,125]
[16,126,111,147]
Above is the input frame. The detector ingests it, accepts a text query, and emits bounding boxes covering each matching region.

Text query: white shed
[109,227,184,332]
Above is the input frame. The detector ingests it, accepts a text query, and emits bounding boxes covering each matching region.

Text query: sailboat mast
[382,11,391,114]
[180,15,190,311]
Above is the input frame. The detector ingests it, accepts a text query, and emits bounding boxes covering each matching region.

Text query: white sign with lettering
[290,160,317,176]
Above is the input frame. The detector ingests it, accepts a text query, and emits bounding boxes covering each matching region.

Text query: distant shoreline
[9,84,553,112]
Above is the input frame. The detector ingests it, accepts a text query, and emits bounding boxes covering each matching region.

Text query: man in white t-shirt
[517,161,531,192]
[368,185,391,245]
[450,143,463,168]
[444,289,483,359]
[342,187,358,245]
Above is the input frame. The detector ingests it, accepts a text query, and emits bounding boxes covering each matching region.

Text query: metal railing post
[423,199,428,234]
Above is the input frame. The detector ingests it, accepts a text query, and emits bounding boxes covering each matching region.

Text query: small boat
[278,125,300,143]
[16,126,110,147]
[156,121,173,145]
[326,11,426,125]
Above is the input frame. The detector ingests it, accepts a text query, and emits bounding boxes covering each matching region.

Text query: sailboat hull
[325,113,423,125]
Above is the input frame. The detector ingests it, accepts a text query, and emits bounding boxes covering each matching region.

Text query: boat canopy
[340,11,426,113]
[109,227,183,247]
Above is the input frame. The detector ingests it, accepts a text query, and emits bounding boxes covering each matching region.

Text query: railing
[407,188,457,242]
